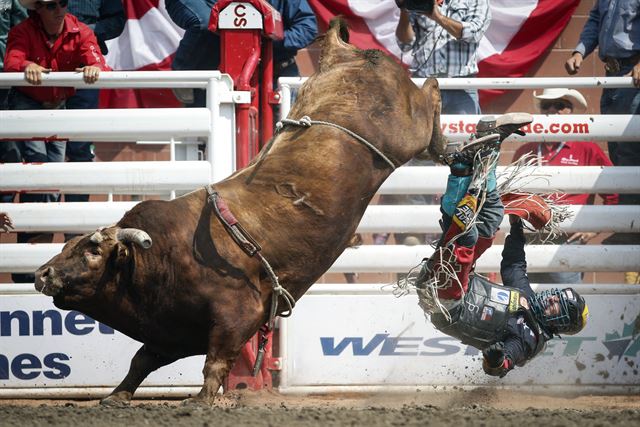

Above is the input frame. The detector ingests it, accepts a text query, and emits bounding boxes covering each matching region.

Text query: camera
[401,0,435,14]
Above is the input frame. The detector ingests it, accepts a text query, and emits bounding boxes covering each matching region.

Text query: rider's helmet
[528,288,589,336]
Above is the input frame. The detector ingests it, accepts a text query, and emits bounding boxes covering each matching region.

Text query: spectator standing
[4,0,108,282]
[165,0,317,107]
[565,0,639,284]
[0,0,27,204]
[512,88,619,284]
[395,0,490,114]
[63,0,124,240]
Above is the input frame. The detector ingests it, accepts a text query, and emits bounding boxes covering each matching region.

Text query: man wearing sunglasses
[511,88,618,285]
[3,0,108,282]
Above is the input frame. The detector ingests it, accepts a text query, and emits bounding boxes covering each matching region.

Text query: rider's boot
[443,112,533,165]
[476,112,533,142]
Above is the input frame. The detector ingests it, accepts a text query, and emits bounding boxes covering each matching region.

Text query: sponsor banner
[0,296,204,388]
[441,115,640,142]
[281,291,640,388]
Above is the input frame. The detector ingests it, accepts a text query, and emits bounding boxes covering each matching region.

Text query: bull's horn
[90,231,104,244]
[116,228,152,249]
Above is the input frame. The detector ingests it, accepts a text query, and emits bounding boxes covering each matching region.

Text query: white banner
[442,115,640,142]
[280,286,640,391]
[0,296,204,388]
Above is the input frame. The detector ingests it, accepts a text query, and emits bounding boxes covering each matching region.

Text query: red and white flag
[101,0,580,108]
[307,0,580,106]
[100,0,184,108]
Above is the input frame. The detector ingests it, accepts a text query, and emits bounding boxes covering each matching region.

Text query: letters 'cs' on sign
[234,4,248,27]
[218,3,263,30]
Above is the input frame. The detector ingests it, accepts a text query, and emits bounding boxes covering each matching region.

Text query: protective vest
[431,274,545,355]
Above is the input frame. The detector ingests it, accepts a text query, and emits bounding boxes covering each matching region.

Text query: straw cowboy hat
[19,0,63,10]
[533,88,588,113]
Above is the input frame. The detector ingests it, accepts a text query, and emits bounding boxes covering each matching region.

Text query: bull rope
[246,115,397,185]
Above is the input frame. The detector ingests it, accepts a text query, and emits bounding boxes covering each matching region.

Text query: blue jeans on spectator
[602,62,640,206]
[64,89,98,240]
[0,88,22,203]
[64,89,98,199]
[9,89,66,283]
[441,88,482,115]
[165,0,214,31]
[166,0,220,71]
[166,0,220,107]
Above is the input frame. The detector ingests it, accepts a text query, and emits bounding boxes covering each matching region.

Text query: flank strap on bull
[205,186,295,329]
[245,115,396,185]
[206,186,295,376]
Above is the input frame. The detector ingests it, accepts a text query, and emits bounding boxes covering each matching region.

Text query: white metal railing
[3,243,638,274]
[0,161,211,194]
[0,71,248,182]
[1,202,637,234]
[279,77,640,142]
[278,76,637,121]
[3,164,639,194]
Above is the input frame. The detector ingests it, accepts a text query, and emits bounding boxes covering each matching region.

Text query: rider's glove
[482,342,512,378]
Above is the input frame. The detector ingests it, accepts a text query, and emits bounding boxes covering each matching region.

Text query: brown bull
[34,19,446,405]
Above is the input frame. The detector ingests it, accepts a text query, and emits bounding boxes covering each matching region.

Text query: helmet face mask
[529,288,588,336]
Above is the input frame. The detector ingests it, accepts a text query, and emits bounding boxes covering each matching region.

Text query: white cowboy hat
[19,0,61,11]
[533,88,587,113]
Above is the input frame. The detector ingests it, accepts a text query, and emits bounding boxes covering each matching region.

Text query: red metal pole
[261,39,275,145]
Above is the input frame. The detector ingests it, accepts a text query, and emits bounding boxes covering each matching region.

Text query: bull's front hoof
[100,392,132,407]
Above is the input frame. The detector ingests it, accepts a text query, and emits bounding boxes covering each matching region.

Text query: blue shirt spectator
[166,0,317,106]
[67,0,125,54]
[573,0,639,61]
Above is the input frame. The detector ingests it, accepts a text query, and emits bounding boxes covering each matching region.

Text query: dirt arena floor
[1,389,639,426]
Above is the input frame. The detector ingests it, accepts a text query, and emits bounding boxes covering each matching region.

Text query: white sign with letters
[280,286,640,390]
[218,2,263,30]
[0,296,204,388]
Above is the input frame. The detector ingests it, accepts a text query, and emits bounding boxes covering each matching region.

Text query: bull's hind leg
[101,345,176,406]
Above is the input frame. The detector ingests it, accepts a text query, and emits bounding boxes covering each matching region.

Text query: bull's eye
[84,247,102,260]
[90,247,102,256]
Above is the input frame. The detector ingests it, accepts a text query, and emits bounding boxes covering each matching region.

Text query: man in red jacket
[3,0,108,282]
[512,88,619,284]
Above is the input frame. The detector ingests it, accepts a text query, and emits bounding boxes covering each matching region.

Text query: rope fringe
[497,155,573,241]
